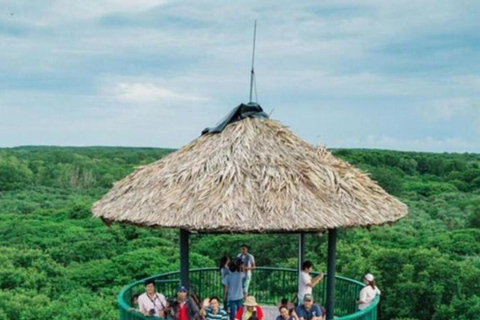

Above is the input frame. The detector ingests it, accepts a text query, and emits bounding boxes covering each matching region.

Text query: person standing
[220,256,231,279]
[297,261,323,306]
[219,256,231,311]
[222,261,245,320]
[357,273,381,311]
[138,279,168,318]
[237,244,255,297]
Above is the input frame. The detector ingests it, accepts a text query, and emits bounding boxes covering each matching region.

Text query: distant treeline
[0,147,478,320]
[0,147,174,191]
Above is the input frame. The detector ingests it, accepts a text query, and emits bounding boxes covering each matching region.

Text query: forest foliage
[0,146,478,320]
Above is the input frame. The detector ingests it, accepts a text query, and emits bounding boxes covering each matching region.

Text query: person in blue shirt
[295,294,323,320]
[219,256,231,311]
[222,261,245,320]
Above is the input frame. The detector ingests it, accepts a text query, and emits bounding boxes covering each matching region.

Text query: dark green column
[180,229,190,286]
[298,232,305,275]
[326,229,337,320]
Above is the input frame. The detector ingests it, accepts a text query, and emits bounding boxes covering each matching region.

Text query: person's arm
[244,255,256,271]
[308,273,323,288]
[357,288,367,304]
[223,285,228,302]
[158,295,167,317]
[242,255,253,271]
[295,307,304,320]
[291,309,299,320]
[200,299,210,317]
[222,276,229,301]
[301,272,314,288]
[312,305,322,320]
[188,298,200,320]
[138,296,149,316]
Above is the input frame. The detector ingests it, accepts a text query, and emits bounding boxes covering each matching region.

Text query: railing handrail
[118,267,379,320]
[333,295,380,320]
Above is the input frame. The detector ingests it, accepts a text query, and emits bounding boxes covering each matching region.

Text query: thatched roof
[92,116,408,233]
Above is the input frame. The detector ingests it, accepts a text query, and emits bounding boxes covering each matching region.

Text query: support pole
[326,229,337,320]
[180,229,190,287]
[298,233,305,276]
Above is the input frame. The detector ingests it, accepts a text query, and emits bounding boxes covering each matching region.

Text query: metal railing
[118,267,379,320]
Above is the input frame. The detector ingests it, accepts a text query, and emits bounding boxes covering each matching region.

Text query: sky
[1,0,479,152]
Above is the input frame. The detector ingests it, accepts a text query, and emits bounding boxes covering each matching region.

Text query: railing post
[326,229,337,320]
[180,229,190,287]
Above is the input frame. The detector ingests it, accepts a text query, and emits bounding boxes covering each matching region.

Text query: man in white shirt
[237,244,256,297]
[297,261,323,306]
[138,279,168,317]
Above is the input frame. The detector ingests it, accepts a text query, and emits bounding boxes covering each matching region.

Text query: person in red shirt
[235,296,264,320]
[171,286,200,320]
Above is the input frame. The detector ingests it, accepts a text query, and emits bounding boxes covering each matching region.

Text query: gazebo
[92,103,408,320]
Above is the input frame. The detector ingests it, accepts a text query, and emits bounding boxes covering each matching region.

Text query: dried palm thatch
[92,117,408,233]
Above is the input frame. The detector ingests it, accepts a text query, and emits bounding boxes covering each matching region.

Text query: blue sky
[1,0,479,152]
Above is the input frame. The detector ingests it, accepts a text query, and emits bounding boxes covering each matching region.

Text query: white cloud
[3,0,169,26]
[109,82,208,104]
[1,0,480,152]
[417,98,480,122]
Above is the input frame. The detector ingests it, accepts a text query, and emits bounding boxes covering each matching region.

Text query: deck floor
[261,305,279,320]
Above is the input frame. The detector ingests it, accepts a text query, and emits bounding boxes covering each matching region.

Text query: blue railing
[118,267,379,320]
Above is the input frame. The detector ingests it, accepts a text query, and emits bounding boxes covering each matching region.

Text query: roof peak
[201,103,268,135]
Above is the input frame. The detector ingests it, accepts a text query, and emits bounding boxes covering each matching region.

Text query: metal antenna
[249,20,257,103]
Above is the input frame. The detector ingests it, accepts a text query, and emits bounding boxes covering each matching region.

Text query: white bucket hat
[364,273,374,282]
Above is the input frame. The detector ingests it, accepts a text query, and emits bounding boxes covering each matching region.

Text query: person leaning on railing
[356,273,381,311]
[200,297,228,320]
[237,244,255,298]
